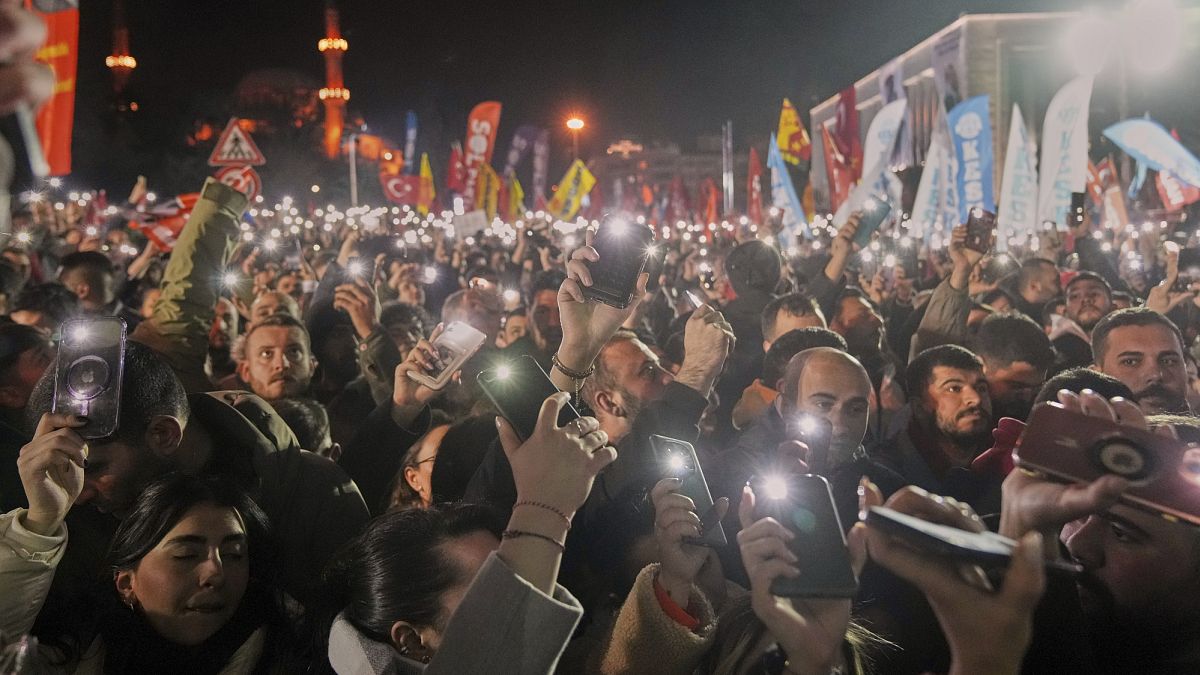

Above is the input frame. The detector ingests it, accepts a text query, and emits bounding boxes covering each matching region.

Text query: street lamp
[566,116,585,160]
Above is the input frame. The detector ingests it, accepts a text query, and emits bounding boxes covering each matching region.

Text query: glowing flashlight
[495,364,512,380]
[761,475,789,501]
[222,272,239,288]
[71,325,90,344]
[423,266,438,284]
[15,231,31,244]
[264,238,279,252]
[502,289,520,304]
[346,260,365,278]
[667,454,687,474]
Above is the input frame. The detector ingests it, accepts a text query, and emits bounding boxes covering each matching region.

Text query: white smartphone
[406,321,487,390]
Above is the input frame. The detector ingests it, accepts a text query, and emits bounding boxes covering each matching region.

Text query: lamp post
[566,117,585,161]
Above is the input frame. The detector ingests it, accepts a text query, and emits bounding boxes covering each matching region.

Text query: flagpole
[349,132,359,207]
[722,121,734,217]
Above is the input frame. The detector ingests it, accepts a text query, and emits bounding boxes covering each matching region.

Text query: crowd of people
[2,6,1200,675]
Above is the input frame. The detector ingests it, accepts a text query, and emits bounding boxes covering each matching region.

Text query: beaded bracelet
[513,501,573,527]
[502,529,566,552]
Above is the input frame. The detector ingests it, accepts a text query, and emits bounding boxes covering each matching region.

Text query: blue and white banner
[947,95,995,225]
[1037,76,1093,227]
[503,124,543,177]
[910,127,949,241]
[1103,117,1200,189]
[768,132,807,241]
[997,104,1038,250]
[403,110,418,174]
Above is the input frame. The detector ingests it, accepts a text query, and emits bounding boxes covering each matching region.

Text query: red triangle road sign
[209,118,266,167]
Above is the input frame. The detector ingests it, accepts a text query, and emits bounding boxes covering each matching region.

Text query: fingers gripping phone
[1017,402,1200,526]
[751,473,858,598]
[853,198,892,248]
[406,322,487,391]
[478,355,581,441]
[865,507,1082,589]
[582,218,656,309]
[785,414,833,476]
[53,317,127,440]
[650,435,728,547]
[964,208,996,254]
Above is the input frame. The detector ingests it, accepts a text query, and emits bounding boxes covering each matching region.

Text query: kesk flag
[475,163,501,219]
[1103,118,1200,189]
[447,142,466,194]
[1038,77,1093,227]
[767,132,807,242]
[418,153,436,216]
[33,4,79,176]
[821,124,853,212]
[777,99,811,165]
[461,101,502,209]
[997,104,1038,249]
[546,160,596,220]
[833,86,863,181]
[947,95,995,225]
[747,147,764,225]
[505,171,526,221]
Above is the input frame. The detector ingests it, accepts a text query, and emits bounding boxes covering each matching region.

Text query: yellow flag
[418,153,436,216]
[777,98,811,166]
[475,163,501,219]
[546,160,596,220]
[507,172,525,222]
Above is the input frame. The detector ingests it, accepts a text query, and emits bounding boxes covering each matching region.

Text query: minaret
[105,0,136,96]
[318,2,349,159]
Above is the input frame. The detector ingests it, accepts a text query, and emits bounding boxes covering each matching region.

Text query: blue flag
[947,95,995,224]
[403,111,418,174]
[1104,117,1200,189]
[767,133,807,242]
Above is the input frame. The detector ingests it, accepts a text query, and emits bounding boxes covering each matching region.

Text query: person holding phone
[325,393,610,674]
[909,223,985,361]
[999,389,1200,673]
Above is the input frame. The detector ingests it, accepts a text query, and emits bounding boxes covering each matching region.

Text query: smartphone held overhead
[582,217,656,308]
[53,317,127,440]
[478,355,581,441]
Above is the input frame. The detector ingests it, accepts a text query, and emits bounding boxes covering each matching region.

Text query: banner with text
[997,103,1038,249]
[461,101,502,210]
[947,95,995,225]
[1037,77,1093,227]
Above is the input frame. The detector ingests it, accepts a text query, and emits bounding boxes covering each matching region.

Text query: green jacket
[131,178,248,393]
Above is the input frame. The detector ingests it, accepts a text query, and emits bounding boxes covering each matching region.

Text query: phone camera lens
[1091,439,1152,482]
[66,356,111,401]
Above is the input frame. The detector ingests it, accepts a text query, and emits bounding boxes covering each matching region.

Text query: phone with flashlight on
[582,218,656,309]
[478,355,581,441]
[650,434,727,547]
[852,197,892,248]
[750,473,858,598]
[52,317,127,440]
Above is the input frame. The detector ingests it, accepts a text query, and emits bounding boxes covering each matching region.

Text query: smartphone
[407,322,487,391]
[343,256,376,286]
[650,435,727,547]
[1175,247,1200,293]
[866,506,1082,587]
[965,208,996,254]
[582,219,656,308]
[478,355,581,441]
[853,198,892,248]
[784,414,833,476]
[1017,402,1200,526]
[52,317,127,440]
[283,237,303,270]
[684,289,704,310]
[751,473,858,598]
[1070,192,1087,229]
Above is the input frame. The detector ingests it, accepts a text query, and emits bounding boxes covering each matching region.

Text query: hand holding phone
[479,355,580,441]
[650,435,727,547]
[406,321,487,391]
[852,198,892,248]
[746,473,858,598]
[964,208,996,254]
[652,477,728,598]
[581,218,656,308]
[52,317,127,440]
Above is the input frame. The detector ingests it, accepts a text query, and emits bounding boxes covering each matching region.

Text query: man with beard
[876,344,996,510]
[999,392,1200,673]
[236,313,319,401]
[1091,307,1190,414]
[969,313,1055,422]
[1064,272,1114,334]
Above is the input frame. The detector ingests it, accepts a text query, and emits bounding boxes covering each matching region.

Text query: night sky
[72,0,1145,191]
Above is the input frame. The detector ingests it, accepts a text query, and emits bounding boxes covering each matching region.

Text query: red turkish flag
[381,174,420,205]
[446,142,466,194]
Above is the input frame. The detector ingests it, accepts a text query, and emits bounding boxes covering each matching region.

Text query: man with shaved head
[718,345,904,527]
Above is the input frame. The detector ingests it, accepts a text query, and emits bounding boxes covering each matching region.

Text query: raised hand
[651,478,729,606]
[392,323,448,409]
[738,483,866,675]
[674,304,735,397]
[865,487,1045,675]
[559,229,649,373]
[18,414,88,536]
[334,277,381,339]
[496,393,615,518]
